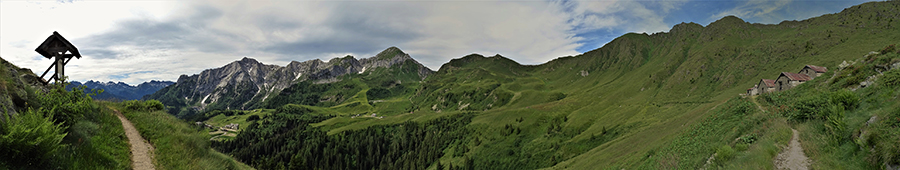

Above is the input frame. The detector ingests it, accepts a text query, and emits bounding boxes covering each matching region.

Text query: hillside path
[111,107,156,170]
[774,129,810,170]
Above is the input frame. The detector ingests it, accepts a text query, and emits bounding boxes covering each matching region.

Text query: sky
[0,0,871,85]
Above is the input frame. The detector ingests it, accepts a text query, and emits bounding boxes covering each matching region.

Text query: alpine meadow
[2,1,900,169]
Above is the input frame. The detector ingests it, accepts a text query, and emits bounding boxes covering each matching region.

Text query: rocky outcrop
[147,47,433,111]
[0,57,50,122]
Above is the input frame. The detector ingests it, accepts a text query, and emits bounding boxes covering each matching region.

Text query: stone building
[775,72,811,91]
[756,79,776,94]
[799,65,827,79]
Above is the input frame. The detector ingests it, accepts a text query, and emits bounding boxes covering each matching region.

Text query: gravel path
[774,129,810,170]
[112,108,156,170]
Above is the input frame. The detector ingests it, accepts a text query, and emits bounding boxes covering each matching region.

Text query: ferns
[0,108,68,166]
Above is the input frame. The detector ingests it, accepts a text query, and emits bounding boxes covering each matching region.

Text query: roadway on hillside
[111,107,156,170]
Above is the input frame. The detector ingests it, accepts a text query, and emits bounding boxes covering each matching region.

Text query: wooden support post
[56,56,64,83]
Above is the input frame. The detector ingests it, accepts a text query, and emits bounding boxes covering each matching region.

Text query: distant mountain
[67,80,174,100]
[213,1,900,169]
[145,47,433,116]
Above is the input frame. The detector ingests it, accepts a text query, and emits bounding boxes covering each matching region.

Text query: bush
[789,94,831,121]
[715,145,736,165]
[36,85,100,128]
[824,105,847,143]
[277,104,312,115]
[830,89,859,109]
[124,100,166,112]
[145,100,165,111]
[246,115,260,122]
[880,69,900,88]
[881,44,896,54]
[0,108,68,166]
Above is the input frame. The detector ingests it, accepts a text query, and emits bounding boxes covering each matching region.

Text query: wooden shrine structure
[35,31,82,84]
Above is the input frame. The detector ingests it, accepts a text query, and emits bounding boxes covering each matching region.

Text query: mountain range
[67,80,174,100]
[145,46,433,117]
[124,1,900,169]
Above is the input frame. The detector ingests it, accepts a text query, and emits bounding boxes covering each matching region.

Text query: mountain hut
[799,65,828,79]
[755,79,776,95]
[775,72,811,91]
[747,85,759,96]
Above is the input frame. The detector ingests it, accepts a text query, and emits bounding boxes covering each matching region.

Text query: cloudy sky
[1,0,870,85]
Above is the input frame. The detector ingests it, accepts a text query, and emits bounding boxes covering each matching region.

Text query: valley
[1,1,900,169]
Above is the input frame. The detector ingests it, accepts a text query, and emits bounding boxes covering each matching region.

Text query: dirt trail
[774,129,810,170]
[750,96,766,113]
[111,108,156,170]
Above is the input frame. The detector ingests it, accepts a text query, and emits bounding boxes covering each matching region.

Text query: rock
[147,47,434,111]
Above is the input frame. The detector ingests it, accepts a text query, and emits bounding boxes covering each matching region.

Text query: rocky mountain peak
[148,46,433,112]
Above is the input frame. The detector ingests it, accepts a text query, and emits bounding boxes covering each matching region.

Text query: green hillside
[189,1,900,169]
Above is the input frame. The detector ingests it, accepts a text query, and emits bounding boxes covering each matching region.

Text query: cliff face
[146,47,433,113]
[0,57,49,121]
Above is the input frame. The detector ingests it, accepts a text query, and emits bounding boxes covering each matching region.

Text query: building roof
[780,72,811,81]
[759,79,776,87]
[803,65,827,73]
[35,31,81,59]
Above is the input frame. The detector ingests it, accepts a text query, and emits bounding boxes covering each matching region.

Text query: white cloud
[564,0,674,34]
[1,0,683,85]
[711,0,792,24]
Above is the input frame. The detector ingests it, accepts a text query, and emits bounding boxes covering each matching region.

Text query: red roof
[780,72,811,81]
[759,79,776,87]
[804,65,827,73]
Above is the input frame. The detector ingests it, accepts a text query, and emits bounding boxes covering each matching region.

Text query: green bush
[880,69,900,88]
[881,44,896,54]
[715,145,736,165]
[824,105,847,143]
[789,93,831,121]
[124,100,166,112]
[36,85,100,128]
[0,108,68,166]
[145,100,164,111]
[830,89,859,109]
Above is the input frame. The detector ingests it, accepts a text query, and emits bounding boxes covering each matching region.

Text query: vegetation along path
[111,107,156,170]
[774,129,810,170]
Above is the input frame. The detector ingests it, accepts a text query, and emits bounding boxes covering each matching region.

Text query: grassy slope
[204,1,899,169]
[110,102,253,170]
[0,58,132,169]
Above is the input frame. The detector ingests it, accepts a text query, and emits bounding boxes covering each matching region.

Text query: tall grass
[113,100,253,170]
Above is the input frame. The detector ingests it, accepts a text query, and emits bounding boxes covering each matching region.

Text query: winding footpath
[111,108,156,170]
[750,96,810,169]
[774,129,810,170]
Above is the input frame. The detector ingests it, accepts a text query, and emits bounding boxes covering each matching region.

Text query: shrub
[789,93,831,121]
[145,100,165,111]
[0,108,68,166]
[880,69,900,88]
[246,115,260,122]
[715,145,736,165]
[824,105,847,143]
[277,104,312,115]
[830,89,859,109]
[548,92,567,102]
[881,44,896,54]
[124,100,166,112]
[36,85,100,128]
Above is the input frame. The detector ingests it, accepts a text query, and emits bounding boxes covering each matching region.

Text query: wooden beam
[40,61,57,79]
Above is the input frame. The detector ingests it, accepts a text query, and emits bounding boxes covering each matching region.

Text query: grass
[110,101,253,170]
[145,1,900,169]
